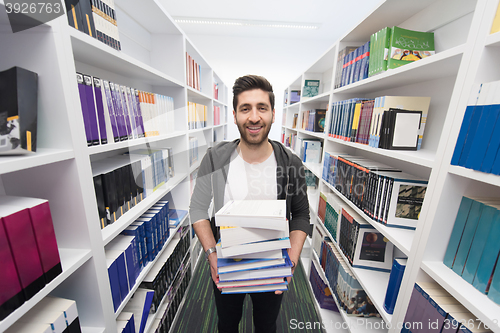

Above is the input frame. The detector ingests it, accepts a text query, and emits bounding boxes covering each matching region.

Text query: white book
[216,244,283,259]
[220,225,289,248]
[218,265,292,282]
[215,200,287,231]
[218,237,290,258]
[218,277,285,288]
[221,283,288,294]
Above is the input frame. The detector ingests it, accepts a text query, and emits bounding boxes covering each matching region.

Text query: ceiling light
[174,17,320,30]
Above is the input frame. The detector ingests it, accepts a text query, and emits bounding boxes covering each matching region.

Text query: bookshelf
[282,0,500,332]
[0,0,228,332]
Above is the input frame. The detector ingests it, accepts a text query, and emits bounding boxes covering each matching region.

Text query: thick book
[0,206,46,300]
[443,197,474,268]
[219,225,288,248]
[215,200,287,231]
[221,282,288,294]
[92,77,108,144]
[387,26,434,70]
[218,263,292,282]
[216,244,283,259]
[0,217,25,320]
[218,237,291,258]
[0,66,38,153]
[302,79,320,97]
[383,258,407,314]
[0,196,62,284]
[472,209,500,293]
[218,250,289,274]
[64,0,84,32]
[82,74,100,145]
[18,307,67,333]
[107,236,138,291]
[123,288,155,333]
[451,83,482,165]
[380,108,423,150]
[36,296,81,333]
[217,277,285,288]
[106,251,124,312]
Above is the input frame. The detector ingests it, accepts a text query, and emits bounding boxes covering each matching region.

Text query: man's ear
[233,110,237,124]
[272,109,275,123]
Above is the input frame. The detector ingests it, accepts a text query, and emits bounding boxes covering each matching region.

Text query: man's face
[234,89,275,147]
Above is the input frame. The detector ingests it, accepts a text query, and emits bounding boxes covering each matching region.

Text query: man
[189,75,310,333]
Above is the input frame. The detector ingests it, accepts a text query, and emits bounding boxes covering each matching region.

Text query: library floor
[171,258,325,332]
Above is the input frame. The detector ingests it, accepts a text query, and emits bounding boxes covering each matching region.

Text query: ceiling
[159,0,382,42]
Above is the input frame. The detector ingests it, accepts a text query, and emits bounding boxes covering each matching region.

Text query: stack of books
[187,102,208,130]
[301,109,326,132]
[339,42,370,87]
[443,196,500,305]
[214,200,293,293]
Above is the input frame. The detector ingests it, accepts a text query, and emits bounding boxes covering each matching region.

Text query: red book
[0,206,46,300]
[0,220,25,320]
[0,197,62,283]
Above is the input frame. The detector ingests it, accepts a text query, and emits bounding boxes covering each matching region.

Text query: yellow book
[350,101,363,142]
[491,1,500,34]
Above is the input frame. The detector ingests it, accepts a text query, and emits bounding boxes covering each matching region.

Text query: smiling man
[189,75,310,333]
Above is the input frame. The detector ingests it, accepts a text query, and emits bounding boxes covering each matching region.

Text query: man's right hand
[208,251,220,286]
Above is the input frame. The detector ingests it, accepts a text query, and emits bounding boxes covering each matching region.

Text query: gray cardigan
[189,139,310,239]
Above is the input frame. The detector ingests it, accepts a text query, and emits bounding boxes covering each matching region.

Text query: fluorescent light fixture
[174,17,320,29]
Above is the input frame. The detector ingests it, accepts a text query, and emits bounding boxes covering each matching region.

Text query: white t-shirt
[224,149,277,204]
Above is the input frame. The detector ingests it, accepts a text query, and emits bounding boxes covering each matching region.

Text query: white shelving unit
[282,0,500,332]
[0,0,228,331]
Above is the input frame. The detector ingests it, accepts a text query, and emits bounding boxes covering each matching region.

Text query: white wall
[187,34,331,141]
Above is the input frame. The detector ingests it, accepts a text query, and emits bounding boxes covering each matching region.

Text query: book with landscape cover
[387,26,434,70]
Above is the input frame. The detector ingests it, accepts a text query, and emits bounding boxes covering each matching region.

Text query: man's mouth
[247,126,262,134]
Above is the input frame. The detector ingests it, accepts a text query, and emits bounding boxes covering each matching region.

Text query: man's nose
[248,108,260,122]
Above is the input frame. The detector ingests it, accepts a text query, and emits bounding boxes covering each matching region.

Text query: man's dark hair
[233,75,275,112]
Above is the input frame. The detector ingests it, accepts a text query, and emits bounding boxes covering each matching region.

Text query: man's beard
[236,121,272,147]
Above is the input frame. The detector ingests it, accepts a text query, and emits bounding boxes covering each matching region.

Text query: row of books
[334,26,434,89]
[214,105,222,126]
[451,81,500,175]
[328,96,430,150]
[302,109,326,133]
[116,312,135,333]
[309,261,338,312]
[77,73,175,146]
[0,196,62,321]
[443,196,500,305]
[151,258,192,333]
[187,102,207,130]
[283,90,301,105]
[107,201,170,313]
[322,152,428,229]
[305,170,319,190]
[122,289,154,333]
[123,201,171,269]
[186,53,202,91]
[319,239,381,318]
[0,66,38,154]
[141,227,190,313]
[319,190,394,272]
[338,41,370,88]
[5,296,81,333]
[64,0,121,50]
[214,200,292,293]
[282,132,297,152]
[402,282,490,333]
[189,137,199,167]
[92,149,174,228]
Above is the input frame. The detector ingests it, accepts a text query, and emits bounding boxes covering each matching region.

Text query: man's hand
[275,265,295,295]
[208,251,220,286]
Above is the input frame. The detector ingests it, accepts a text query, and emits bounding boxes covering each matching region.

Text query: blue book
[458,83,492,167]
[464,102,500,170]
[218,250,289,274]
[480,102,500,173]
[114,251,129,303]
[462,203,498,283]
[451,83,482,165]
[383,258,407,314]
[147,208,164,246]
[443,197,474,268]
[106,255,122,312]
[139,290,154,333]
[122,225,143,271]
[130,222,146,267]
[472,212,500,293]
[168,209,187,228]
[487,255,500,304]
[122,243,137,291]
[451,200,484,275]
